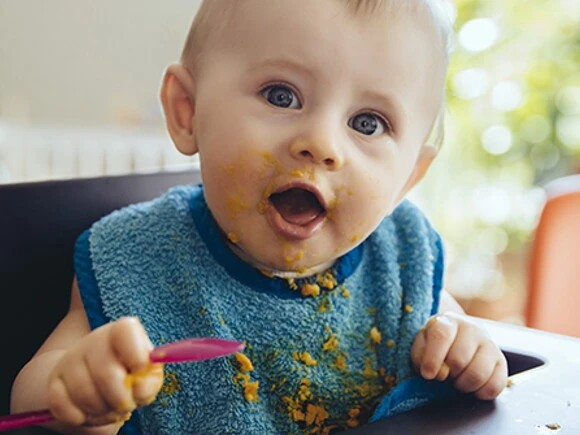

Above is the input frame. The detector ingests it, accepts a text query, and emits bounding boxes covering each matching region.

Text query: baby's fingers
[411,330,448,379]
[414,314,458,380]
[108,317,163,406]
[61,357,110,419]
[87,344,138,414]
[453,342,505,395]
[47,376,86,426]
[444,322,481,379]
[474,358,508,400]
[110,317,154,372]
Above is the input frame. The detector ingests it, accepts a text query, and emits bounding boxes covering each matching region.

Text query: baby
[11,0,507,433]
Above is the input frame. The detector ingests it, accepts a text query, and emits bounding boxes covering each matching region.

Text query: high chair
[526,174,580,337]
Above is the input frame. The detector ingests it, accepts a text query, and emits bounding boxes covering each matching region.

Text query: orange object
[526,175,580,337]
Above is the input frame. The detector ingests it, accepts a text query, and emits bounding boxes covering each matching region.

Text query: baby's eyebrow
[360,89,408,124]
[247,57,317,82]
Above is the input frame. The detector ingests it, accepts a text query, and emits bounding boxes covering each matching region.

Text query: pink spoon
[0,337,244,432]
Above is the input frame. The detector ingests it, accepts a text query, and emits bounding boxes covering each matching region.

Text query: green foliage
[414,0,579,296]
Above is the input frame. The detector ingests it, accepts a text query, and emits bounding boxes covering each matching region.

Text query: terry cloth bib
[75,185,454,435]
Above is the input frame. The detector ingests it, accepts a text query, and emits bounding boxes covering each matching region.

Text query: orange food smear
[316,272,337,290]
[293,351,318,366]
[369,326,382,345]
[301,283,320,297]
[160,371,180,397]
[322,334,339,352]
[335,355,347,371]
[305,403,329,426]
[227,232,240,244]
[285,250,304,265]
[289,168,305,177]
[122,363,164,409]
[244,381,260,402]
[363,358,378,379]
[235,353,254,372]
[227,195,249,217]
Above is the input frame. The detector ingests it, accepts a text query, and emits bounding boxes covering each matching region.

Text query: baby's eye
[349,112,389,136]
[261,85,301,109]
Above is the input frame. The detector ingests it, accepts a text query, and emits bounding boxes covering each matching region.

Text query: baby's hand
[47,317,164,427]
[411,312,507,400]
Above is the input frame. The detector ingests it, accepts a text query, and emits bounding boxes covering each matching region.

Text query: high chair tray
[355,317,580,434]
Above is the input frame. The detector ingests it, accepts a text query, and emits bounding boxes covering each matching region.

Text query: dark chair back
[0,170,201,417]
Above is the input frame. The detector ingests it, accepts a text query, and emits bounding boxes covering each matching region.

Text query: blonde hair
[345,0,454,58]
[180,1,233,76]
[180,0,454,147]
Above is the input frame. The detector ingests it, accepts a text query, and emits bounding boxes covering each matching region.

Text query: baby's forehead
[199,0,446,33]
[183,0,450,68]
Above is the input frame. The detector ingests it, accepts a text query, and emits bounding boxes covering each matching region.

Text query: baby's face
[191,0,446,273]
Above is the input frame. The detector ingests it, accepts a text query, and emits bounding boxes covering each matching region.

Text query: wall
[0,0,201,127]
[0,1,202,183]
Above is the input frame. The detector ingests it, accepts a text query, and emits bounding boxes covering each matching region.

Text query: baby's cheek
[334,199,386,253]
[226,192,251,219]
[259,151,285,175]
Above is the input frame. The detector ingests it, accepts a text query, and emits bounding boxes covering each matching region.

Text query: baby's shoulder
[372,199,434,235]
[97,184,199,226]
[87,184,201,245]
[389,199,430,225]
[368,199,440,254]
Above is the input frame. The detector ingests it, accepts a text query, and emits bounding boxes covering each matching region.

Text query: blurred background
[1,0,579,325]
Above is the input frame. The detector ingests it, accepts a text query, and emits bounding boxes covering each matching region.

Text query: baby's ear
[398,144,438,200]
[160,63,198,155]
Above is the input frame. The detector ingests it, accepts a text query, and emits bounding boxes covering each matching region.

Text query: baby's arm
[10,278,163,434]
[411,290,508,400]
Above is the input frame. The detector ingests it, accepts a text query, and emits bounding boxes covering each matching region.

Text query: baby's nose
[289,138,344,171]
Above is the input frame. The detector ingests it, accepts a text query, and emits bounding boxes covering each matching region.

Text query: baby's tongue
[270,188,324,225]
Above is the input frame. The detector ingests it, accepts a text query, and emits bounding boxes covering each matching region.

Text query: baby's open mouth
[266,186,327,240]
[269,188,325,225]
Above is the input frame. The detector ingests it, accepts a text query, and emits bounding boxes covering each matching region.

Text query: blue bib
[75,185,456,434]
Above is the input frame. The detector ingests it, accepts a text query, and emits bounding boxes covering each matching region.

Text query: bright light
[476,227,509,255]
[458,18,499,52]
[518,187,547,231]
[482,125,513,155]
[452,68,489,99]
[472,185,512,225]
[491,81,523,111]
[531,146,561,171]
[557,115,580,150]
[556,86,580,115]
[559,0,580,20]
[520,115,551,143]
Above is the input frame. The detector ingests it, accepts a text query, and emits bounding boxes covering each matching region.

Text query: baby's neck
[265,262,335,279]
[226,240,335,279]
